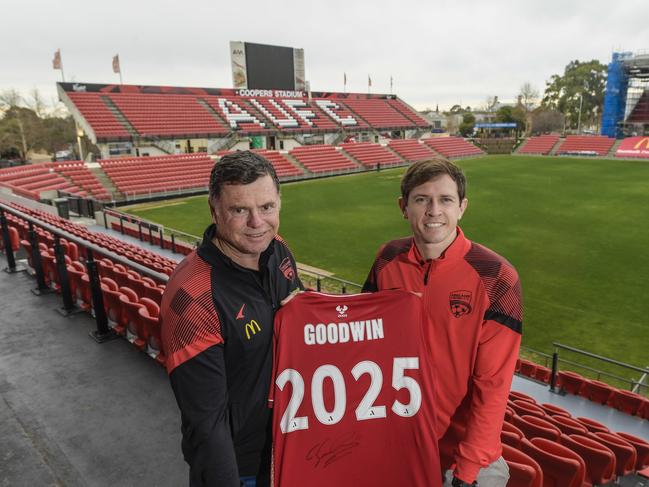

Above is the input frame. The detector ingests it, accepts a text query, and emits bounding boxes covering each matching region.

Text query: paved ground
[0,254,187,487]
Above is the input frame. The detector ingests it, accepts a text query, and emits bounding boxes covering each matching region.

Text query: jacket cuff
[454,458,482,484]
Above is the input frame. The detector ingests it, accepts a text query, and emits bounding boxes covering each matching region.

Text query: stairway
[549,138,564,155]
[87,164,122,201]
[101,96,138,137]
[607,139,623,158]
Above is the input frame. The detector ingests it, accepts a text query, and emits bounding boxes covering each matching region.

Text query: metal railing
[0,202,168,343]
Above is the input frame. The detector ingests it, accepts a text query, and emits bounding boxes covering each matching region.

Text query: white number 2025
[275,357,421,434]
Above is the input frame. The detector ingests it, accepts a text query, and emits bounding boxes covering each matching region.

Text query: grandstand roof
[58,82,430,144]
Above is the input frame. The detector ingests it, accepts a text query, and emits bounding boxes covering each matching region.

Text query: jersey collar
[407,226,471,270]
[198,223,275,271]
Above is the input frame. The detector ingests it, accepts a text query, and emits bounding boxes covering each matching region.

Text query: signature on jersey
[305,432,361,468]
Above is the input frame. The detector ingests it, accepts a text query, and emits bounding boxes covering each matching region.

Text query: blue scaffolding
[601,52,631,138]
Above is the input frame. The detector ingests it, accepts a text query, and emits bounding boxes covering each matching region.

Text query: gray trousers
[443,456,509,487]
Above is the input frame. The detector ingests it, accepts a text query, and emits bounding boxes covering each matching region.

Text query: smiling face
[399,174,468,260]
[209,174,281,269]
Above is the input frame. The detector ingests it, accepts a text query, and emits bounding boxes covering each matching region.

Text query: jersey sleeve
[362,244,387,292]
[453,268,522,483]
[169,345,241,487]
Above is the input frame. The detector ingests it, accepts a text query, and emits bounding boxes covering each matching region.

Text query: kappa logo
[449,290,473,318]
[336,305,348,318]
[236,303,246,320]
[279,257,296,281]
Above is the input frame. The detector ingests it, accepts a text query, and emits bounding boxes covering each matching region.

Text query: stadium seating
[627,90,649,122]
[0,163,81,200]
[501,443,543,487]
[610,389,646,416]
[386,99,430,128]
[521,438,585,487]
[538,403,571,418]
[339,142,402,168]
[509,390,537,404]
[557,370,588,395]
[387,139,436,162]
[584,379,614,405]
[67,92,131,139]
[99,153,213,197]
[559,434,617,486]
[52,161,112,201]
[109,93,229,137]
[513,415,561,442]
[589,431,637,477]
[340,98,416,128]
[555,135,615,156]
[250,149,303,177]
[289,144,357,173]
[422,136,484,158]
[517,135,560,155]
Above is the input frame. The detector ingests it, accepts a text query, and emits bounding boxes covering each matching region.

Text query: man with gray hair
[161,150,302,487]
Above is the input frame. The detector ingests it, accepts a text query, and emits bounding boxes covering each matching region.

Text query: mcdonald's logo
[245,319,261,340]
[633,138,649,150]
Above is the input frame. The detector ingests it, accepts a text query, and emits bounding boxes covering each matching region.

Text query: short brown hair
[209,150,279,201]
[400,158,466,202]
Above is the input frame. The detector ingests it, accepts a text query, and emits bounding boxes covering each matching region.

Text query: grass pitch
[125,155,649,372]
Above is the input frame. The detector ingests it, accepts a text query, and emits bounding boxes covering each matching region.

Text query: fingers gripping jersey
[269,291,441,487]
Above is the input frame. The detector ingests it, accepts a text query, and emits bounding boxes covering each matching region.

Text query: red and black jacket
[161,224,302,487]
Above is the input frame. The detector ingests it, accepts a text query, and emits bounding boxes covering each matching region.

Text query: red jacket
[363,228,522,483]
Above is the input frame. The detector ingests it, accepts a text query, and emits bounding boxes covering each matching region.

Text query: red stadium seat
[538,403,571,418]
[519,359,537,378]
[513,415,561,442]
[101,277,127,335]
[510,391,537,404]
[119,286,145,350]
[559,434,616,486]
[558,371,587,395]
[589,431,637,477]
[504,405,515,423]
[501,443,543,487]
[138,299,164,365]
[615,432,649,470]
[510,400,547,419]
[534,366,551,383]
[545,415,588,436]
[521,437,585,487]
[584,379,614,405]
[66,261,87,307]
[611,389,646,416]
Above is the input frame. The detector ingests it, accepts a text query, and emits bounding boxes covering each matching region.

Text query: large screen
[230,41,305,91]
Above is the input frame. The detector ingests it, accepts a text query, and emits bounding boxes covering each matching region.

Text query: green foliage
[542,59,607,129]
[459,112,475,136]
[125,156,649,369]
[495,105,526,132]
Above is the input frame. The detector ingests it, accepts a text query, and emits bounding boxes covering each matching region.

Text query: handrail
[553,342,649,375]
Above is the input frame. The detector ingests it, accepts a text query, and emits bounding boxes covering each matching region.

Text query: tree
[459,112,475,137]
[495,105,526,137]
[530,108,564,134]
[0,88,75,160]
[541,60,607,130]
[518,82,539,112]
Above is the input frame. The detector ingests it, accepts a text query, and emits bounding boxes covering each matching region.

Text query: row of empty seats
[517,135,560,155]
[555,135,616,156]
[627,90,649,123]
[99,153,214,197]
[0,163,82,200]
[503,388,649,486]
[51,161,112,201]
[517,359,649,419]
[423,136,485,158]
[289,144,358,173]
[387,139,437,161]
[339,142,402,168]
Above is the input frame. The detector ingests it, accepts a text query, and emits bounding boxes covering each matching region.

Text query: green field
[125,155,649,372]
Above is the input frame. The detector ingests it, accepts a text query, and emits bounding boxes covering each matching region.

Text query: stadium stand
[615,136,649,159]
[108,93,229,137]
[422,136,485,158]
[289,144,358,173]
[339,142,402,168]
[0,163,81,200]
[555,135,616,156]
[627,90,649,123]
[99,153,213,197]
[60,83,427,142]
[51,161,112,201]
[517,135,561,155]
[250,149,303,177]
[387,139,437,162]
[66,92,131,139]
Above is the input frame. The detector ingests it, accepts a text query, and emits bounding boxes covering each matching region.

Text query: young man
[161,151,302,487]
[363,159,522,487]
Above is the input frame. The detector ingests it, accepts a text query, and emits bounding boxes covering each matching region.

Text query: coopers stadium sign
[236,89,305,98]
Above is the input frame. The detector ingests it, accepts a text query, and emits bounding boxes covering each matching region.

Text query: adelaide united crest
[449,290,472,318]
[279,257,296,281]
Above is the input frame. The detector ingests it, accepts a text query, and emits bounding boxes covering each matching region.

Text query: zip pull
[423,260,433,285]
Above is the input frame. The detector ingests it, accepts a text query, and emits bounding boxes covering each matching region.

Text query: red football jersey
[269,290,441,487]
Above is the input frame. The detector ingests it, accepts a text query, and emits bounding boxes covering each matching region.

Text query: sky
[2,0,647,112]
